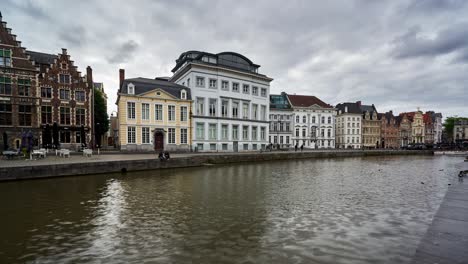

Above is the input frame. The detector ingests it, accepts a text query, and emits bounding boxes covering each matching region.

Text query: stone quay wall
[0,150,433,181]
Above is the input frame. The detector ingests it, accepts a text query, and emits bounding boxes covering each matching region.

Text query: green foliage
[444,116,468,138]
[94,89,109,139]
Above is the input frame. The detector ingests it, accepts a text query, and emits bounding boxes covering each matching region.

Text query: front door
[154,132,164,151]
[233,141,238,152]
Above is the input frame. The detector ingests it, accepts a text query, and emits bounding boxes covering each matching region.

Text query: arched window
[127,83,135,95]
[181,89,187,100]
[302,116,306,123]
[296,116,299,123]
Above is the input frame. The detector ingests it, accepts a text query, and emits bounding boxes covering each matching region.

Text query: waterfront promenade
[412,173,468,264]
[0,149,432,181]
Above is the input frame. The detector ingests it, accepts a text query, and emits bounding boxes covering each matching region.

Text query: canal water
[0,156,465,264]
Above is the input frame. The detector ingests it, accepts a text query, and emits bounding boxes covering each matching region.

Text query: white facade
[434,115,443,144]
[170,53,272,152]
[291,107,336,149]
[336,113,362,149]
[269,109,294,148]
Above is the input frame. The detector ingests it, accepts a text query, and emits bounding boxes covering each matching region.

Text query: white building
[170,51,273,152]
[335,102,362,149]
[269,93,294,148]
[288,95,336,149]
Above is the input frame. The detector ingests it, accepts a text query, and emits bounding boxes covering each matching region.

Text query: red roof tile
[287,95,332,108]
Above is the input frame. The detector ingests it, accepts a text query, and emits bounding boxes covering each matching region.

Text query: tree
[443,116,468,141]
[94,89,109,147]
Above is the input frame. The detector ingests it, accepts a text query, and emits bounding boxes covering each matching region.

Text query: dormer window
[181,89,187,100]
[127,83,135,95]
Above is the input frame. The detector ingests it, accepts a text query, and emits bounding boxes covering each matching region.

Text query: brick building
[27,48,93,149]
[379,111,399,149]
[0,12,40,151]
[397,113,412,147]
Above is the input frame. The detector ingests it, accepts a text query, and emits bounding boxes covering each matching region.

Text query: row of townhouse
[115,49,443,152]
[0,13,102,151]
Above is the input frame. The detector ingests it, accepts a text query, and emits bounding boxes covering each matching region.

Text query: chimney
[390,110,393,115]
[356,101,361,107]
[62,48,67,55]
[86,66,93,85]
[119,69,125,91]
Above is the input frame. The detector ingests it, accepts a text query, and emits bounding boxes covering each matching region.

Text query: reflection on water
[0,156,465,263]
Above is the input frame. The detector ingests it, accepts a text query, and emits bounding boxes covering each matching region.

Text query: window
[243,84,249,94]
[261,105,266,121]
[302,128,306,137]
[127,126,136,144]
[242,103,249,119]
[312,116,316,123]
[181,90,187,100]
[18,79,31,96]
[0,101,12,125]
[187,78,190,87]
[261,88,267,97]
[221,80,229,90]
[232,82,239,92]
[168,105,176,121]
[75,90,85,102]
[142,127,150,144]
[296,128,299,137]
[0,76,12,95]
[181,128,188,144]
[197,143,204,151]
[127,102,135,119]
[296,116,300,123]
[321,129,325,137]
[0,49,12,67]
[222,144,228,150]
[243,144,249,150]
[76,131,82,143]
[222,124,228,140]
[180,106,188,122]
[142,103,150,120]
[209,124,217,140]
[210,144,217,151]
[243,126,249,140]
[232,125,239,140]
[60,131,71,143]
[127,83,135,95]
[168,128,176,144]
[76,108,86,126]
[286,123,290,132]
[60,89,70,100]
[41,106,52,124]
[209,79,217,89]
[221,100,228,117]
[322,116,325,123]
[209,99,217,117]
[252,86,258,96]
[196,123,205,140]
[252,126,258,140]
[328,116,332,124]
[155,104,163,121]
[60,107,71,125]
[59,74,70,84]
[327,129,331,137]
[303,116,306,123]
[196,76,205,87]
[286,136,290,144]
[232,101,239,118]
[196,98,205,115]
[261,127,266,140]
[252,104,258,120]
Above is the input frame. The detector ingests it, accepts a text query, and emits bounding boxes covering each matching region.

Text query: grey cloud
[58,25,87,48]
[392,23,468,59]
[107,40,139,64]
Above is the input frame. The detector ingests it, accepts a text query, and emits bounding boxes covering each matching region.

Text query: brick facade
[0,13,41,150]
[379,111,399,149]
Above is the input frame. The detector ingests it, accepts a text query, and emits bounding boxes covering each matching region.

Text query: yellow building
[411,109,425,143]
[116,70,192,152]
[359,102,381,149]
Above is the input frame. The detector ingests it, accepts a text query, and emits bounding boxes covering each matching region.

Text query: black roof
[27,50,57,65]
[171,50,262,74]
[120,77,191,100]
[335,102,361,114]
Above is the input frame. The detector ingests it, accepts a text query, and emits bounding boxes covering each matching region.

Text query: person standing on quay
[295,144,298,152]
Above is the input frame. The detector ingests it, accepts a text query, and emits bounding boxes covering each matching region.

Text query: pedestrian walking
[301,144,304,152]
[295,144,298,152]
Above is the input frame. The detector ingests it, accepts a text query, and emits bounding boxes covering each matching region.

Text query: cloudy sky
[3,0,467,118]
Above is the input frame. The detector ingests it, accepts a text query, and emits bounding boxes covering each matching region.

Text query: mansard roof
[172,50,261,74]
[287,94,332,108]
[335,102,362,114]
[120,77,191,100]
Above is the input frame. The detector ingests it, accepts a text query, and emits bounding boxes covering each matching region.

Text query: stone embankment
[0,150,433,181]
